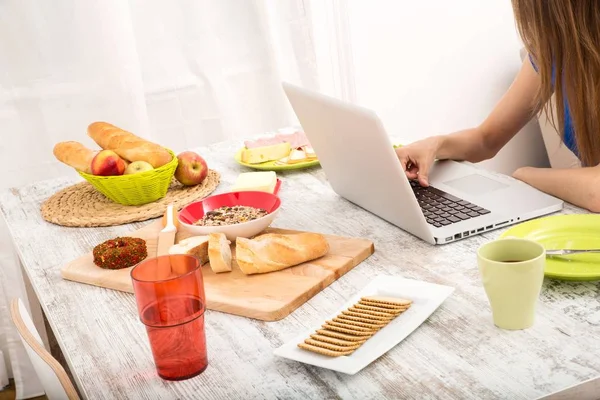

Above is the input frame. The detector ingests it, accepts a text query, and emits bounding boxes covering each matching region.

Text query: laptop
[282,82,564,245]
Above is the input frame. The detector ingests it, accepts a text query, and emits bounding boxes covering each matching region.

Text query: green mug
[477,238,545,330]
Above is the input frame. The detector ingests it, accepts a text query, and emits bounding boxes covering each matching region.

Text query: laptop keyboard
[409,180,491,228]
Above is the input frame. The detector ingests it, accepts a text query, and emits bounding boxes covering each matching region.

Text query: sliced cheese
[287,148,307,164]
[303,146,317,160]
[241,142,291,164]
[231,171,277,193]
[275,156,289,165]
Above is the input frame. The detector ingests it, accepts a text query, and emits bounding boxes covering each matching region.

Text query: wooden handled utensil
[155,204,177,280]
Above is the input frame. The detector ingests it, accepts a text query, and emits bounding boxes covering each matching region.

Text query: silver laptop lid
[282,82,435,244]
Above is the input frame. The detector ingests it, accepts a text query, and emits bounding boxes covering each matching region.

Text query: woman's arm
[513,166,600,212]
[436,56,544,162]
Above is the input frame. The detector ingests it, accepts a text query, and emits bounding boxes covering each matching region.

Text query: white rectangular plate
[273,275,454,375]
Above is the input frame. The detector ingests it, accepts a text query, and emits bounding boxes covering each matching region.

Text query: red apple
[90,150,126,176]
[174,151,208,185]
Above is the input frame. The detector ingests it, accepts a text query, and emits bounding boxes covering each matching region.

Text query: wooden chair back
[10,298,80,400]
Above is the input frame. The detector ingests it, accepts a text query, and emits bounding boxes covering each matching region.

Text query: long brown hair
[512,0,600,167]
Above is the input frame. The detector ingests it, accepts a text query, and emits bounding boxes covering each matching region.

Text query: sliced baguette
[168,236,210,264]
[236,232,329,275]
[208,233,232,273]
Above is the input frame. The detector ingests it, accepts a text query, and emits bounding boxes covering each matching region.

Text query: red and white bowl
[178,191,281,240]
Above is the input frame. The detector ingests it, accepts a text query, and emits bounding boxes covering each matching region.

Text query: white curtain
[0,0,351,397]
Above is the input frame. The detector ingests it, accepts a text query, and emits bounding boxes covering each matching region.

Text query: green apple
[124,160,154,175]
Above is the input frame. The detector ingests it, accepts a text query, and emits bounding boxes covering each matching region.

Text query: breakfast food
[304,146,316,159]
[53,141,99,173]
[87,121,172,168]
[297,296,412,357]
[275,146,317,165]
[235,232,329,275]
[314,329,370,342]
[290,148,308,164]
[194,206,268,226]
[359,296,412,308]
[309,334,365,346]
[175,151,208,185]
[244,130,311,149]
[93,237,147,270]
[240,130,318,166]
[124,160,154,175]
[335,314,387,327]
[342,310,394,320]
[168,236,209,264]
[231,171,278,193]
[297,343,356,357]
[241,142,291,164]
[90,149,127,176]
[208,233,232,273]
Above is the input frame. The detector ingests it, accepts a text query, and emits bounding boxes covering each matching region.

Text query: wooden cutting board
[60,219,374,321]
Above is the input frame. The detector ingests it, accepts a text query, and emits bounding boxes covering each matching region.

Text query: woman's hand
[395,136,443,187]
[394,56,542,188]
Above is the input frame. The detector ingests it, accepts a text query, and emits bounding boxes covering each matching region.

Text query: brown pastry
[93,237,147,270]
[53,141,98,173]
[87,121,172,168]
[235,232,329,275]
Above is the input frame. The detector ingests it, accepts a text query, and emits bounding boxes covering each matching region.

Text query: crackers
[297,295,412,357]
[361,296,412,307]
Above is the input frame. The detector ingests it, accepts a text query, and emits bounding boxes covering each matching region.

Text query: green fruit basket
[77,149,179,206]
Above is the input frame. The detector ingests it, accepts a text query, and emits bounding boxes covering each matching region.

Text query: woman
[395,0,600,212]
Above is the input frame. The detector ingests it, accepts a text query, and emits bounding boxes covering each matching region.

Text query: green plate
[499,214,600,281]
[234,148,320,171]
[234,143,402,171]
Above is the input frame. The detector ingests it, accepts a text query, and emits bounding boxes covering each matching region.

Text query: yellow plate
[234,148,320,171]
[499,214,600,281]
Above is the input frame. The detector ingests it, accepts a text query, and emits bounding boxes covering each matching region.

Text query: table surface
[2,139,600,400]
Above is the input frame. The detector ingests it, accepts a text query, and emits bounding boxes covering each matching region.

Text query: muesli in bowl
[194,205,268,227]
[178,191,281,240]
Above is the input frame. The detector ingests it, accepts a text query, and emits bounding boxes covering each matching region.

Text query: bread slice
[236,232,329,275]
[208,233,232,273]
[168,236,209,264]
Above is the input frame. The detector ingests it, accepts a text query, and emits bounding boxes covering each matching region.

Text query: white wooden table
[2,139,600,400]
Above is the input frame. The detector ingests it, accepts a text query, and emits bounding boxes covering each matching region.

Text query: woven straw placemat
[41,170,221,227]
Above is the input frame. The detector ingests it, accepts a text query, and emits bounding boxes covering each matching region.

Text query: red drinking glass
[130,254,208,381]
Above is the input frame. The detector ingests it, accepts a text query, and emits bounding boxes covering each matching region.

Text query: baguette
[53,141,98,173]
[236,232,329,275]
[168,236,209,264]
[87,122,172,168]
[208,233,232,273]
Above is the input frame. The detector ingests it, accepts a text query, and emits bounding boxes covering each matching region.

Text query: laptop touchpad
[443,173,508,195]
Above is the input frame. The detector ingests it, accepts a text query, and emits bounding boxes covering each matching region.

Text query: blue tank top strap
[527,53,579,158]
